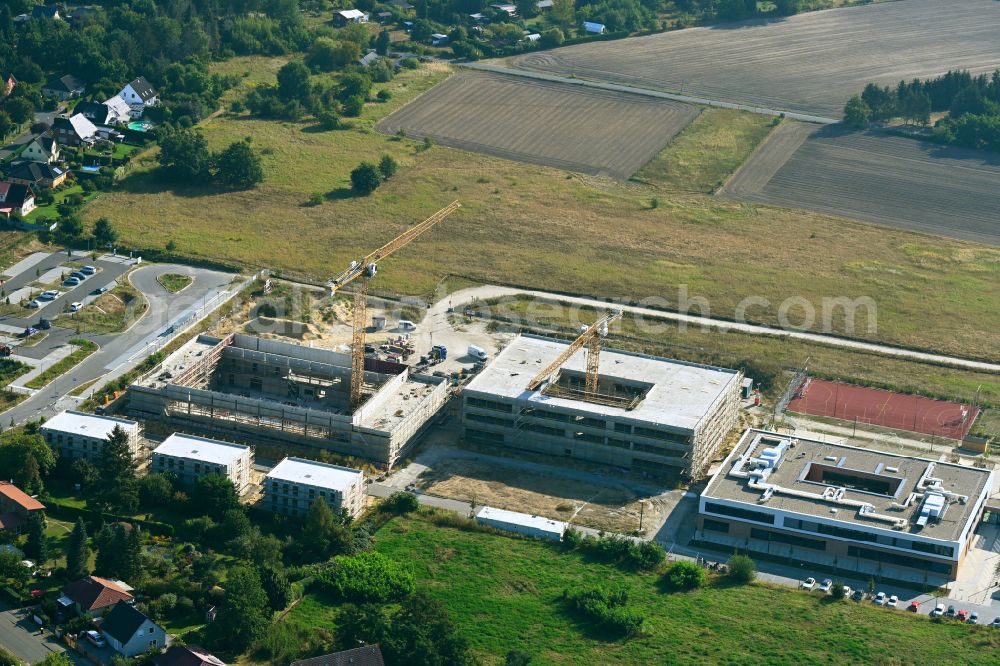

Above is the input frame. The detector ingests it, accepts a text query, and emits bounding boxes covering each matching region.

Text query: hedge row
[44,498,175,537]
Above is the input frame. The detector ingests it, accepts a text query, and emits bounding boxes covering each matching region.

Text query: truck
[431,345,447,360]
[467,345,488,361]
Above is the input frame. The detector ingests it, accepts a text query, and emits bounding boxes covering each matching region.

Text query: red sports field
[787,378,979,439]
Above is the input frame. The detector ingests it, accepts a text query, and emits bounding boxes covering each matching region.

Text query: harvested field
[722,125,1000,245]
[376,70,699,178]
[508,0,1000,119]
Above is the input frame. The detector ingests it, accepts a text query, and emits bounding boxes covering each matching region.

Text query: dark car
[70,271,87,280]
[37,319,51,330]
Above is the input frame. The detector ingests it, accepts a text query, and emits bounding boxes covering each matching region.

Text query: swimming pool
[127,121,153,132]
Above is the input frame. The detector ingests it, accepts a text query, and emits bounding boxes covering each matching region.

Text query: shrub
[350,162,382,195]
[562,587,643,638]
[399,57,419,69]
[376,89,392,102]
[315,551,414,603]
[378,154,398,180]
[380,491,419,515]
[830,581,846,600]
[342,95,365,117]
[727,554,757,584]
[662,561,706,591]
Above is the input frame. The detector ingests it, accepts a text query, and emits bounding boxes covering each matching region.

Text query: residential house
[52,114,98,147]
[490,3,517,16]
[58,576,134,617]
[334,9,369,24]
[290,646,385,666]
[22,134,60,164]
[536,0,553,8]
[100,602,166,658]
[13,14,31,24]
[376,11,393,22]
[359,51,380,67]
[117,77,158,118]
[102,96,133,124]
[0,182,36,219]
[155,645,225,666]
[583,21,606,34]
[5,161,68,189]
[75,100,117,125]
[430,33,449,45]
[42,74,85,101]
[2,73,16,97]
[32,5,62,20]
[0,481,45,534]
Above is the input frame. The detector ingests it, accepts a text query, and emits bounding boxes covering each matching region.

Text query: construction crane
[329,200,461,408]
[526,310,622,394]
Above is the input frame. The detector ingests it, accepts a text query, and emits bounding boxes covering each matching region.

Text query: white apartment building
[41,411,143,463]
[151,433,252,494]
[264,457,365,519]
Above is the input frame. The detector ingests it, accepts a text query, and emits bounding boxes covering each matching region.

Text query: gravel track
[509,0,1000,119]
[375,70,700,178]
[723,126,1000,245]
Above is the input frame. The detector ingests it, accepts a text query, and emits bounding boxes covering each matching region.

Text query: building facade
[264,457,365,519]
[462,335,742,480]
[0,482,45,533]
[41,411,143,463]
[151,433,252,494]
[698,429,995,583]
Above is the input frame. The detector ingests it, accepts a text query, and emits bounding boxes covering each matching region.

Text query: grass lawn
[68,283,145,334]
[81,65,1000,361]
[25,338,98,389]
[27,185,100,222]
[157,273,193,293]
[287,514,1000,665]
[633,109,777,193]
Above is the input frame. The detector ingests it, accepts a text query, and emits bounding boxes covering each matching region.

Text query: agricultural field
[377,71,700,178]
[306,514,1000,665]
[508,0,1000,118]
[722,125,1000,246]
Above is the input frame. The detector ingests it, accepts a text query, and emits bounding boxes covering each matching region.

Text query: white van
[468,345,488,361]
[398,320,416,331]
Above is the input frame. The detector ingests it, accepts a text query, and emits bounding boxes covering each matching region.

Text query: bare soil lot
[376,70,699,178]
[722,125,1000,245]
[509,0,1000,118]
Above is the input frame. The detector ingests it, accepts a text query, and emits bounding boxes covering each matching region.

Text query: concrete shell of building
[127,334,449,469]
[265,456,365,519]
[41,410,143,463]
[461,334,742,480]
[151,433,253,494]
[698,429,995,585]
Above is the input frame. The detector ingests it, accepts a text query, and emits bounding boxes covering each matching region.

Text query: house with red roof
[58,576,134,617]
[0,481,44,533]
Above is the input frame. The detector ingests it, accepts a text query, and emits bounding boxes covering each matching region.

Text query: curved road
[429,285,1000,374]
[4,263,235,427]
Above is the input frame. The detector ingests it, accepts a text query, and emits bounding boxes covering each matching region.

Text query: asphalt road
[0,606,72,665]
[3,263,236,427]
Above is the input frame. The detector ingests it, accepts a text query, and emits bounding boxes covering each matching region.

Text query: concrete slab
[2,252,51,280]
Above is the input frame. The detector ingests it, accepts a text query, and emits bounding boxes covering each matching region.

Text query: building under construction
[127,333,448,468]
[461,334,742,480]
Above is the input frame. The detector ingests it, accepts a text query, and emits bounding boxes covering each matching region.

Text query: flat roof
[475,506,566,534]
[266,457,362,492]
[464,334,739,430]
[703,430,993,543]
[41,410,137,439]
[152,433,250,466]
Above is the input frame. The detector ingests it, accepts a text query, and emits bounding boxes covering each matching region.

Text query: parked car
[80,265,97,275]
[64,277,81,286]
[85,630,105,647]
[946,605,957,618]
[841,586,853,599]
[25,299,41,308]
[887,595,899,608]
[38,319,50,330]
[907,601,920,612]
[989,617,1000,628]
[931,603,946,617]
[39,290,60,300]
[69,302,82,312]
[70,271,87,280]
[801,577,816,590]
[873,592,887,605]
[967,612,979,624]
[851,589,865,602]
[818,579,833,593]
[957,610,969,621]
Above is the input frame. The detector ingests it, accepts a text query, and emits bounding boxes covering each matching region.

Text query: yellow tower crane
[328,200,461,408]
[526,309,622,394]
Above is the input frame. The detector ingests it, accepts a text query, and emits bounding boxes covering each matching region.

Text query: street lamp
[638,499,646,534]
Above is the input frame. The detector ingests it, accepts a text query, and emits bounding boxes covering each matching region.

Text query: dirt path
[717,121,816,197]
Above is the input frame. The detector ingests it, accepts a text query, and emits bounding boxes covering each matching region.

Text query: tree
[158,128,211,183]
[861,83,896,121]
[258,566,293,611]
[214,138,263,189]
[0,433,57,493]
[25,511,49,565]
[662,561,706,591]
[381,592,477,666]
[209,565,271,652]
[277,61,312,104]
[830,581,846,600]
[95,524,140,581]
[341,95,365,117]
[339,73,372,102]
[193,474,240,520]
[773,0,800,16]
[316,551,415,603]
[551,0,575,27]
[375,30,391,56]
[378,154,397,180]
[842,95,871,129]
[380,491,418,515]
[316,110,341,130]
[300,498,352,560]
[505,651,533,666]
[5,97,34,125]
[93,425,139,516]
[66,518,92,579]
[138,474,173,509]
[72,459,99,490]
[306,38,360,72]
[727,554,757,584]
[33,654,74,666]
[92,217,118,247]
[901,90,931,125]
[350,162,382,195]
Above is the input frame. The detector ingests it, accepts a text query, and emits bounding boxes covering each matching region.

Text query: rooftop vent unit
[824,456,837,462]
[885,466,899,473]
[916,492,946,526]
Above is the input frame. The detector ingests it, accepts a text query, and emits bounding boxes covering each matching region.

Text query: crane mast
[329,201,461,408]
[526,310,622,393]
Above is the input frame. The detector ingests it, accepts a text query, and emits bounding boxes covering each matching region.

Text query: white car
[25,299,41,308]
[874,592,887,605]
[841,586,853,599]
[801,577,816,590]
[39,290,60,300]
[85,630,105,648]
[931,603,946,617]
[887,595,899,608]
[69,302,83,312]
[81,265,97,275]
[818,579,833,593]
